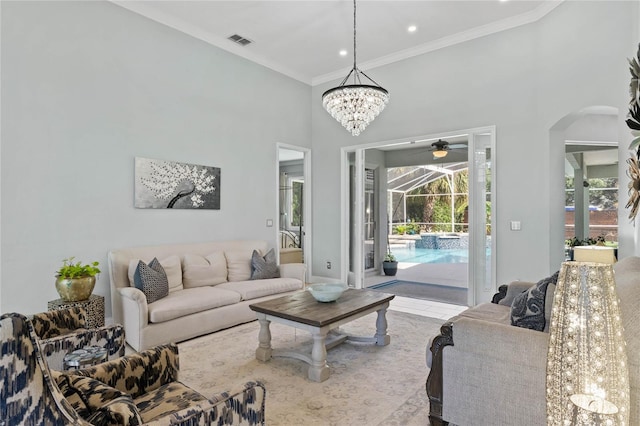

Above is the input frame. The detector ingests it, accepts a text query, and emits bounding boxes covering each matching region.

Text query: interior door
[468,132,495,305]
[348,150,365,288]
[364,167,376,271]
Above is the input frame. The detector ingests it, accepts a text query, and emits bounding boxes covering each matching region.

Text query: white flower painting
[135,157,220,209]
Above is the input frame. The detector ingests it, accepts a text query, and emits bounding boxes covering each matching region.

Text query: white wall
[311,1,634,285]
[1,1,311,315]
[2,1,636,316]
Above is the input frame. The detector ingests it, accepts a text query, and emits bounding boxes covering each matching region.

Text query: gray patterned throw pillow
[133,258,169,303]
[250,249,280,280]
[510,271,558,331]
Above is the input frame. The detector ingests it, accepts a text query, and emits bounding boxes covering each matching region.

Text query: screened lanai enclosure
[379,161,490,270]
[363,159,487,305]
[388,163,471,234]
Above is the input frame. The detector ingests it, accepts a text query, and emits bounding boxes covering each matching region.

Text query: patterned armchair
[30,306,125,370]
[0,312,266,425]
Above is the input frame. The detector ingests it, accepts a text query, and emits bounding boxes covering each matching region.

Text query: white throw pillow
[128,255,183,293]
[225,250,255,282]
[182,252,228,288]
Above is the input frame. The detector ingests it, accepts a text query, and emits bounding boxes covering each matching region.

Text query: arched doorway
[549,106,619,270]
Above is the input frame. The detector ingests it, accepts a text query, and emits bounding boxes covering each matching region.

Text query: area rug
[178,310,443,425]
[370,280,467,306]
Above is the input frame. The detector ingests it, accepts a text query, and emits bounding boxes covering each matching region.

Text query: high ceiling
[113,0,558,85]
[114,1,617,177]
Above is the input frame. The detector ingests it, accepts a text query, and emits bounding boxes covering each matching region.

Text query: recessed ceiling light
[408,25,417,33]
[339,50,348,57]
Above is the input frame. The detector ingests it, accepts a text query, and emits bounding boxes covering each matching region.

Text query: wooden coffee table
[249,289,395,382]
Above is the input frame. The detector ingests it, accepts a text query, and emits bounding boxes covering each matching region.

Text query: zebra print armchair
[0,312,266,425]
[30,306,126,371]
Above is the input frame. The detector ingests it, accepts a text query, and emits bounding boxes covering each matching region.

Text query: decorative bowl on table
[308,283,348,302]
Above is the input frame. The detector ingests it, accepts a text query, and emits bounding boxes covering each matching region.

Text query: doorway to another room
[368,161,471,306]
[343,128,495,308]
[550,106,620,264]
[277,146,311,272]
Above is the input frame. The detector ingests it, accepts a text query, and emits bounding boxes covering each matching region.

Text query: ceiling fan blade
[448,143,467,149]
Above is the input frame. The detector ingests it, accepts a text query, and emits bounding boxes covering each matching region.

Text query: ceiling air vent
[228,34,253,46]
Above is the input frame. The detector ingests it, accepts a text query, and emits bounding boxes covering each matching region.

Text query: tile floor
[366,261,469,320]
[388,295,467,320]
[365,262,468,289]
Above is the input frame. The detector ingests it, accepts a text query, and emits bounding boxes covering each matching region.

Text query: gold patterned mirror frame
[625,43,640,222]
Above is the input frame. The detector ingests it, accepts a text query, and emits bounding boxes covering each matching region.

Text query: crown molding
[110,0,563,88]
[110,1,311,85]
[312,1,564,86]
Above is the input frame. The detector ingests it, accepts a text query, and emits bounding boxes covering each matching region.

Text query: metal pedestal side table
[63,346,108,370]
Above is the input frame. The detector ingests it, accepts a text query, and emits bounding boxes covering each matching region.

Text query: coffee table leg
[308,329,330,382]
[375,305,391,346]
[255,314,272,361]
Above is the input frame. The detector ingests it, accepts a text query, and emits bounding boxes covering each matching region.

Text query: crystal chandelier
[322,0,389,136]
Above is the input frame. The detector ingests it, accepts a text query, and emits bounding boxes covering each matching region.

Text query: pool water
[392,247,478,263]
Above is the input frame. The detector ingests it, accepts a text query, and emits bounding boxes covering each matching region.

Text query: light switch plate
[510,221,521,231]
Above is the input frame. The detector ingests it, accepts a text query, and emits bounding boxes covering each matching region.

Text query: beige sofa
[426,256,640,426]
[109,240,305,351]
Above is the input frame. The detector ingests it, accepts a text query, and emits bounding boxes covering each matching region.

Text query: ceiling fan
[428,139,467,158]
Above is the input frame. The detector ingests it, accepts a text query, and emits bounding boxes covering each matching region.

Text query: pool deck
[364,261,468,289]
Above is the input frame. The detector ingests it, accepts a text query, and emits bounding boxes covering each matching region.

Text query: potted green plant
[55,257,101,302]
[382,251,398,276]
[565,235,608,260]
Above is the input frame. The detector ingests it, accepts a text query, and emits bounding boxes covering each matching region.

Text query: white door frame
[276,143,312,281]
[467,130,497,305]
[340,126,497,302]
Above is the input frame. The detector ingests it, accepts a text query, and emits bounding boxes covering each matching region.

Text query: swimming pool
[392,247,489,263]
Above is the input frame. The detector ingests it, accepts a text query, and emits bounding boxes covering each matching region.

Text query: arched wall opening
[549,106,619,271]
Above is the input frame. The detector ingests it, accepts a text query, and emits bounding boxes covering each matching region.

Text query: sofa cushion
[133,258,169,304]
[453,302,511,324]
[182,251,228,288]
[147,287,242,323]
[497,281,536,307]
[225,250,255,282]
[128,255,183,293]
[216,277,303,301]
[134,382,209,423]
[250,249,280,280]
[510,271,558,331]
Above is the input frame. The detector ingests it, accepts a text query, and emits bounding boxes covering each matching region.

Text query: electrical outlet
[326,261,332,269]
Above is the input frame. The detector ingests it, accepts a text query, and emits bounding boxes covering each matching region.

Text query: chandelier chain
[321,0,389,136]
[353,0,357,72]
